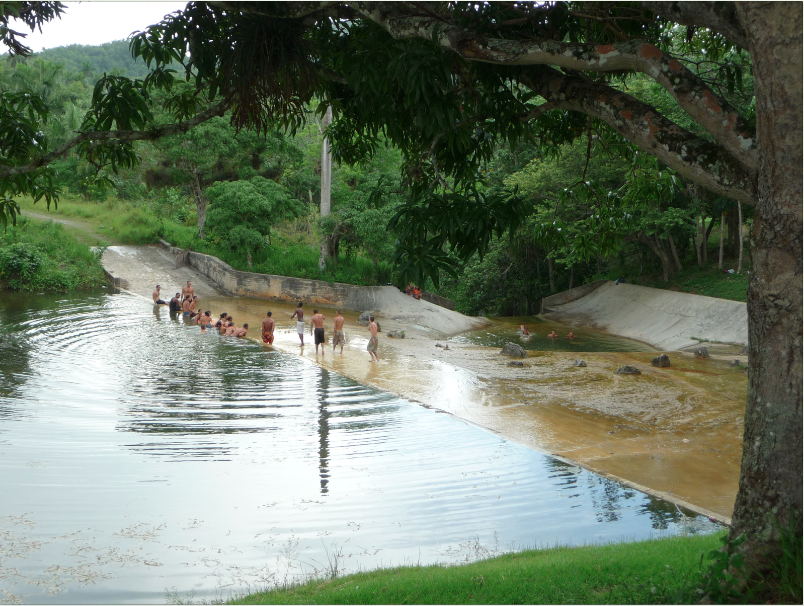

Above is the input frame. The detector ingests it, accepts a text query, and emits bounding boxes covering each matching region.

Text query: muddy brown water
[0,290,725,604]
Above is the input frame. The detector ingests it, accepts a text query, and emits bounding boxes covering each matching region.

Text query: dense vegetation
[0,217,107,291]
[1,38,750,309]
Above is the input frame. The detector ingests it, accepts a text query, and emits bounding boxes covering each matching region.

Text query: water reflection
[0,291,719,604]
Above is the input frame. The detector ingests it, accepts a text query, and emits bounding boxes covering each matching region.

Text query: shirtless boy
[367,316,379,362]
[310,309,325,354]
[225,322,237,336]
[233,324,249,338]
[262,312,275,345]
[182,297,192,316]
[291,302,304,345]
[182,281,195,301]
[332,310,346,354]
[153,285,167,305]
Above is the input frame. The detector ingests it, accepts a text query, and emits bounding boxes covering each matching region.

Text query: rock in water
[573,359,587,367]
[507,361,524,368]
[651,354,671,367]
[387,330,405,338]
[500,342,527,358]
[693,346,710,358]
[615,365,642,375]
[357,311,372,325]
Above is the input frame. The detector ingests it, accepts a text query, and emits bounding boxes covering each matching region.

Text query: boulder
[651,354,671,368]
[615,365,642,375]
[387,330,405,338]
[573,359,587,367]
[500,342,527,358]
[693,346,710,358]
[507,361,525,368]
[738,345,748,355]
[729,359,742,367]
[357,311,372,325]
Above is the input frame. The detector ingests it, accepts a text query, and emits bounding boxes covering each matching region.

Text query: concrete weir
[542,280,748,350]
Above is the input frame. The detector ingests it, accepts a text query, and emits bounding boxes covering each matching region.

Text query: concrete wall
[541,280,609,313]
[185,250,456,312]
[421,291,455,311]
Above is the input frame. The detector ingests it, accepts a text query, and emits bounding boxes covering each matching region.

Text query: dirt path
[23,210,119,246]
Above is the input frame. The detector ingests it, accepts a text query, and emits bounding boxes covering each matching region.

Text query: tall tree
[0,1,799,572]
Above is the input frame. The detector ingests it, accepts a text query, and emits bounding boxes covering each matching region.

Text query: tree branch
[352,3,757,173]
[645,2,749,50]
[520,66,756,205]
[0,101,230,179]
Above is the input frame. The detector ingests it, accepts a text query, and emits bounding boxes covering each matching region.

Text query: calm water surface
[0,291,714,604]
[451,315,656,352]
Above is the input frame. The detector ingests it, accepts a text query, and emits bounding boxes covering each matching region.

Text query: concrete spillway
[542,281,748,350]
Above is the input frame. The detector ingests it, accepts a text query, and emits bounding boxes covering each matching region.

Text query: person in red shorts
[262,311,275,345]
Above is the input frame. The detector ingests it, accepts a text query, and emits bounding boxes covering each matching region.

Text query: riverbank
[231,532,725,605]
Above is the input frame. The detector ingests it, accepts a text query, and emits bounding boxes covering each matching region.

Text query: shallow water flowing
[0,291,717,604]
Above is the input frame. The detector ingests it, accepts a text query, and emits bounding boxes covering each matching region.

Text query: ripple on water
[0,291,719,604]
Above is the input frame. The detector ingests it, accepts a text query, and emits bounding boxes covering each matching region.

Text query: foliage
[0,217,107,291]
[689,533,747,604]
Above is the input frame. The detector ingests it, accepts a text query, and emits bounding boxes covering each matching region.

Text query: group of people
[153,281,249,337]
[403,282,422,300]
[153,283,380,360]
[519,324,575,339]
[288,302,379,361]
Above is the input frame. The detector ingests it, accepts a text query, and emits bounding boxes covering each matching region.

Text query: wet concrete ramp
[543,281,747,350]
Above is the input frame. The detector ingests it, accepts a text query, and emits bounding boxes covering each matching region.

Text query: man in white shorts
[290,302,305,345]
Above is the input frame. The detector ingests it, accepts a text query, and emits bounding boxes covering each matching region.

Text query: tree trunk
[737,200,744,273]
[568,266,574,290]
[701,216,708,265]
[246,251,253,268]
[731,2,802,569]
[318,104,333,272]
[547,257,555,293]
[190,168,206,239]
[668,233,682,272]
[718,212,725,269]
[694,215,705,266]
[637,235,675,283]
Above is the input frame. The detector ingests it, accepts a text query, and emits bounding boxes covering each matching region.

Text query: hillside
[36,39,164,78]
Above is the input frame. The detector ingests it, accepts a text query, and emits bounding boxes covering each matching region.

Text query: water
[0,291,716,604]
[451,315,656,352]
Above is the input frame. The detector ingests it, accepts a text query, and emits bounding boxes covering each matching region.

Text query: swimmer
[188,296,198,315]
[233,323,249,338]
[225,322,237,336]
[519,324,530,336]
[168,292,182,312]
[200,322,207,333]
[332,310,346,353]
[311,309,325,354]
[182,297,191,316]
[291,302,304,345]
[567,331,575,339]
[548,330,557,339]
[262,311,275,345]
[153,285,167,305]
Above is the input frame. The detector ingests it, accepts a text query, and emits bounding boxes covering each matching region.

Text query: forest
[2,36,751,313]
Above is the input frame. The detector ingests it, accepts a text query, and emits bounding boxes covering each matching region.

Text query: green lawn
[230,533,723,605]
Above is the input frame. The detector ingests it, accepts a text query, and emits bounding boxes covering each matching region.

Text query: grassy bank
[230,533,726,605]
[15,195,393,286]
[0,217,108,291]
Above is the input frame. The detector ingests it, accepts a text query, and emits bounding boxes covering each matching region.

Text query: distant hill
[35,39,159,78]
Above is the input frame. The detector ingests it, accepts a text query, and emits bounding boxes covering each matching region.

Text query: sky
[16,1,187,52]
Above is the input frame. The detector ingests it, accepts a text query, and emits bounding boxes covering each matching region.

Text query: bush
[0,242,44,280]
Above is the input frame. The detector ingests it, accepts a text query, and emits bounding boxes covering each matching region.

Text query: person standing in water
[262,312,275,345]
[291,302,304,345]
[182,281,194,302]
[367,316,379,362]
[168,293,182,312]
[310,309,325,354]
[332,310,346,354]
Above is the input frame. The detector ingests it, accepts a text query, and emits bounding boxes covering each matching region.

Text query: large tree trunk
[635,234,675,283]
[731,2,802,568]
[318,104,333,271]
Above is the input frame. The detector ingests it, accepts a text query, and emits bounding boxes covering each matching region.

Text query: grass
[16,195,393,286]
[229,533,725,605]
[651,265,749,302]
[0,216,108,291]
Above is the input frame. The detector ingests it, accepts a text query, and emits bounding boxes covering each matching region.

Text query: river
[0,290,717,604]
